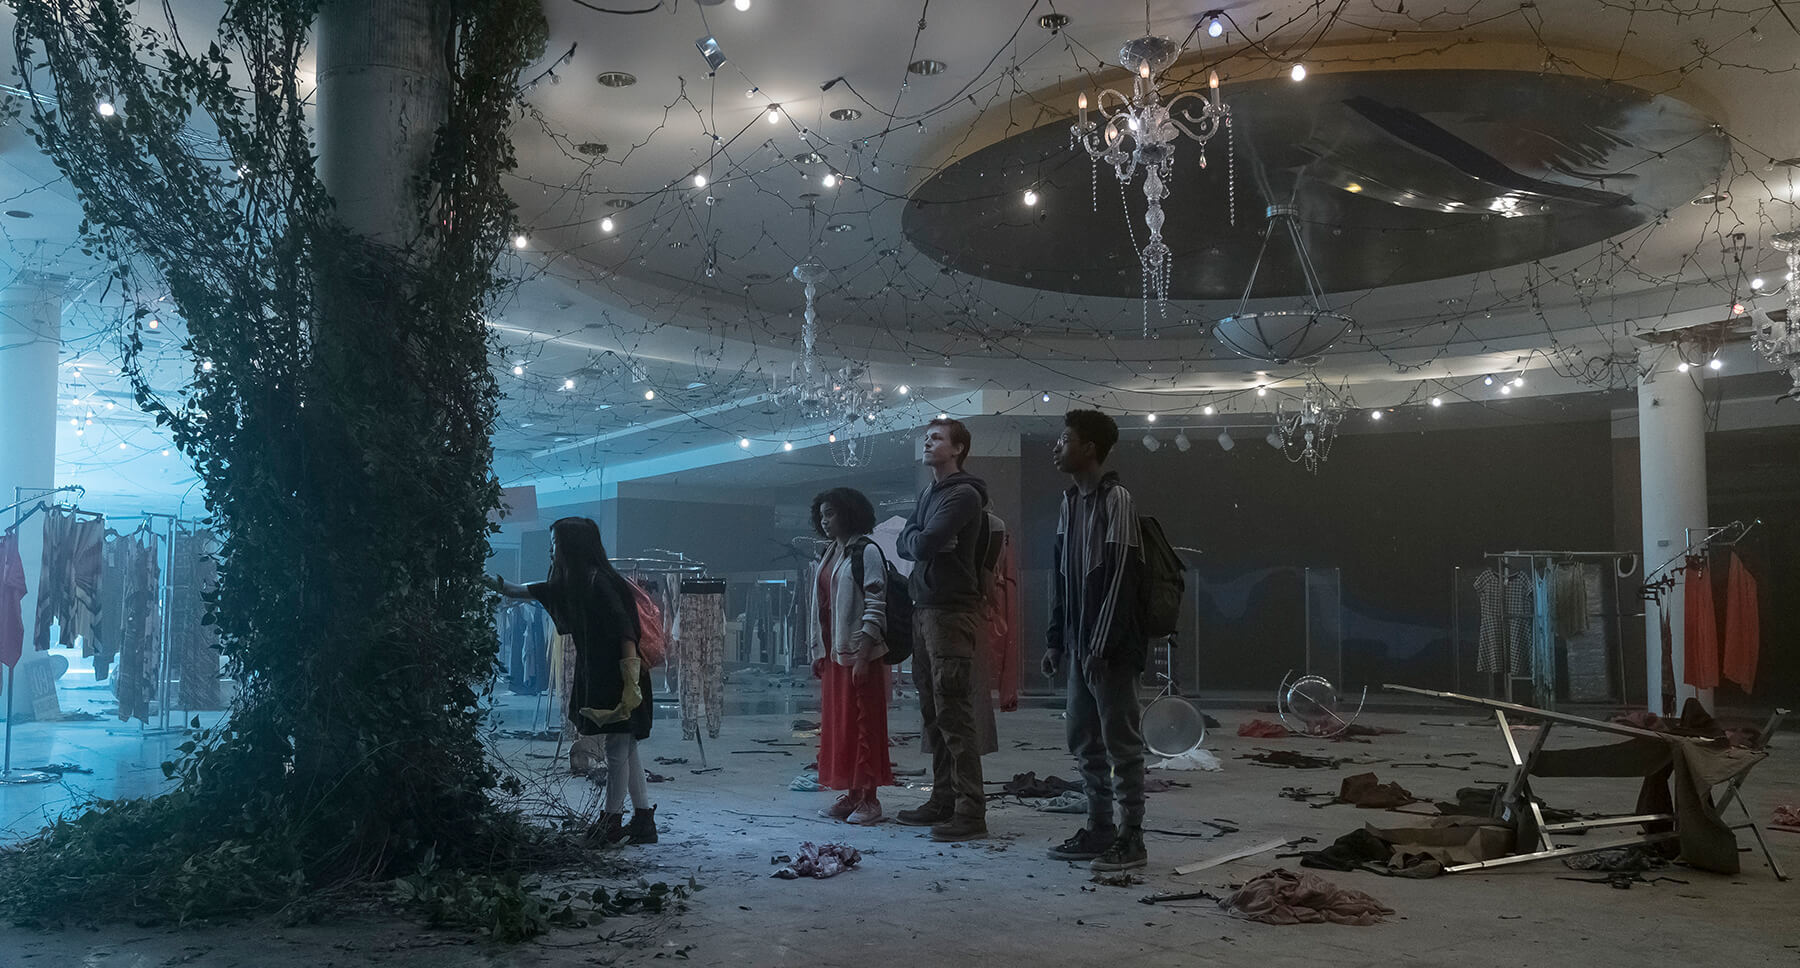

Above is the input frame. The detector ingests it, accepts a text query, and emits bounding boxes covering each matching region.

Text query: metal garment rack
[1386,683,1787,880]
[3,484,89,784]
[1480,551,1638,707]
[120,512,208,737]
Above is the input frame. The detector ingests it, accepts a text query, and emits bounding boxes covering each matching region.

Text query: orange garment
[983,534,1021,711]
[1681,556,1719,690]
[1722,551,1760,692]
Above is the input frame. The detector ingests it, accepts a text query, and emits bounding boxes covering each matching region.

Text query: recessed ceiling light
[1691,190,1730,205]
[4,210,32,219]
[826,223,854,232]
[829,108,862,122]
[907,59,947,76]
[596,71,637,88]
[604,198,634,209]
[575,142,608,156]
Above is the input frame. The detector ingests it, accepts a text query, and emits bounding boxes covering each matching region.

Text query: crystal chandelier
[1757,229,1800,399]
[1271,379,1349,474]
[1071,35,1230,324]
[777,263,888,466]
[1213,204,1355,365]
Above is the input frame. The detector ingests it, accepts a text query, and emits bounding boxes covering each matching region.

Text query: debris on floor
[772,842,862,880]
[789,771,824,792]
[1237,719,1290,738]
[1334,772,1416,809]
[653,756,689,766]
[1219,868,1395,926]
[1241,749,1342,769]
[1090,870,1146,888]
[997,771,1082,798]
[1149,749,1222,772]
[1772,803,1800,827]
[1141,777,1192,794]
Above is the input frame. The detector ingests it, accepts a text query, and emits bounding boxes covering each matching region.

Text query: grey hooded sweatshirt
[896,470,989,612]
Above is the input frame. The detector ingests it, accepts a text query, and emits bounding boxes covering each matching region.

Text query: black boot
[626,805,658,845]
[586,812,625,847]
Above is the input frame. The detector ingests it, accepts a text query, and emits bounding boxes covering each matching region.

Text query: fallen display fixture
[1383,684,1787,879]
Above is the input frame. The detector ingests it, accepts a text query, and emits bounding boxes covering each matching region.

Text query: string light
[644,389,656,400]
[1709,358,1724,370]
[512,233,528,249]
[693,173,708,188]
[734,0,751,10]
[1430,396,1443,407]
[1040,392,1050,402]
[739,437,751,448]
[563,378,576,390]
[1512,376,1525,387]
[782,440,794,451]
[512,364,524,376]
[1202,405,1215,415]
[821,172,838,188]
[1256,386,1267,397]
[1146,412,1157,422]
[97,101,115,117]
[147,318,159,329]
[1023,188,1039,206]
[1370,409,1383,420]
[766,104,781,124]
[1206,14,1224,37]
[897,385,909,395]
[600,216,615,233]
[1290,63,1307,81]
[1677,361,1691,373]
[1483,375,1495,386]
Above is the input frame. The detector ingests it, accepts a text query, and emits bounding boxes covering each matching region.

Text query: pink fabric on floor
[1220,868,1395,926]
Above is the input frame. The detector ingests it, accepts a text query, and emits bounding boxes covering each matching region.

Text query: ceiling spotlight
[644,389,656,400]
[1290,63,1307,82]
[1217,429,1235,452]
[767,104,781,124]
[897,384,910,395]
[97,101,116,117]
[1023,188,1039,206]
[1430,396,1443,407]
[1142,433,1161,452]
[1203,405,1215,415]
[693,173,708,188]
[1708,357,1724,370]
[1677,361,1691,373]
[739,437,751,448]
[1370,409,1384,421]
[600,216,615,233]
[512,364,524,376]
[1206,14,1224,37]
[782,440,794,451]
[821,172,838,188]
[563,378,576,390]
[734,0,751,10]
[512,233,528,249]
[1174,432,1192,452]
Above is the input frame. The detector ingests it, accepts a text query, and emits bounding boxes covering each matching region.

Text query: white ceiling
[1,0,1797,514]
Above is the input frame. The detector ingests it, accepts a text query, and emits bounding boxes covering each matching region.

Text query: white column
[0,271,66,652]
[315,0,450,244]
[1638,353,1710,715]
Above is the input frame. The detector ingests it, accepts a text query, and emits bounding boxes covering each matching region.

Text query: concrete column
[315,0,451,244]
[0,271,67,655]
[1638,354,1710,715]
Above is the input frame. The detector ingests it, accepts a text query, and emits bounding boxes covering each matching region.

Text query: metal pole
[1451,565,1462,695]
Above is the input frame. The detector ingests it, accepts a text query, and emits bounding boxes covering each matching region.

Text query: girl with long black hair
[496,517,657,845]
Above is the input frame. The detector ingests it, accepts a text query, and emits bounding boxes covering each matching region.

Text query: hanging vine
[0,0,553,925]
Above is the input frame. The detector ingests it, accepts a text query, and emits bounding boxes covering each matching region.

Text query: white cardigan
[809,539,889,665]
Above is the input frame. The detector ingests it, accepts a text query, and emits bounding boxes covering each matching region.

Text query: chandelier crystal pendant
[1758,229,1800,399]
[1071,35,1230,324]
[777,263,888,466]
[1272,379,1350,474]
[1213,205,1355,365]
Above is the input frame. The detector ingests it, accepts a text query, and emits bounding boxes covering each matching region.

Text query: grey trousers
[604,733,651,815]
[913,607,985,819]
[1065,659,1145,829]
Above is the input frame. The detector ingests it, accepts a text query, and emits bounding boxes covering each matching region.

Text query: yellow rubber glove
[578,657,644,729]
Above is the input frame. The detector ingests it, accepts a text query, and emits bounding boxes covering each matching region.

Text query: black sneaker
[895,800,954,827]
[1090,827,1147,872]
[929,814,989,842]
[1047,826,1116,861]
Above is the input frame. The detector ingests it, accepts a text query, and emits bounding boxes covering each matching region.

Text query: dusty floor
[2,687,1796,967]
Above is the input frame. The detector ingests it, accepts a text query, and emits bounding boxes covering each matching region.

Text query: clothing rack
[1642,519,1759,593]
[136,513,209,736]
[3,485,91,785]
[1480,551,1638,707]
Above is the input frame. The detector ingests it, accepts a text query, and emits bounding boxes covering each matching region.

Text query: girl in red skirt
[809,487,895,824]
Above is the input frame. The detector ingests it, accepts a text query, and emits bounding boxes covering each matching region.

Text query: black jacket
[896,471,989,611]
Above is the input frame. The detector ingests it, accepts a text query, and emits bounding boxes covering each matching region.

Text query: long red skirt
[818,660,895,792]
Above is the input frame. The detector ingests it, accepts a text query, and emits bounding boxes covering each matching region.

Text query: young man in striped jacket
[1043,409,1149,872]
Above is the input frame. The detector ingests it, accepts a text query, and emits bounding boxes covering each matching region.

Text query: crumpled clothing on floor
[1301,818,1513,879]
[1336,772,1415,808]
[1021,791,1088,813]
[790,771,824,792]
[1219,868,1395,925]
[1772,803,1800,827]
[1238,719,1290,738]
[1242,749,1342,769]
[1149,748,1223,772]
[1142,777,1192,793]
[1563,845,1670,873]
[772,842,862,879]
[999,770,1083,798]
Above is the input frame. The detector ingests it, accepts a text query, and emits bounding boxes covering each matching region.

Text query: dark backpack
[1137,515,1185,639]
[849,538,914,665]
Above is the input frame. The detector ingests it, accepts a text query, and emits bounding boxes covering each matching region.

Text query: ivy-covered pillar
[316,0,451,242]
[0,270,67,648]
